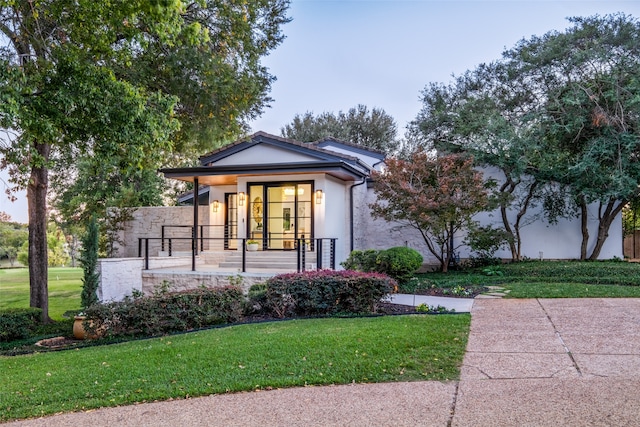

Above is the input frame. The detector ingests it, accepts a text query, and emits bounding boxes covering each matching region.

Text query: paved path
[6,298,640,426]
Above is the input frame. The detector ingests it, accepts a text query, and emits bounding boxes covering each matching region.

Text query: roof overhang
[159,161,369,186]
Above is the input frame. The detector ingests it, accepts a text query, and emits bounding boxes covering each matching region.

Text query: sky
[3,0,640,224]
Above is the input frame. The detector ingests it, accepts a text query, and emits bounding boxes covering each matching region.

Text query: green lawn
[410,260,640,298]
[0,314,469,422]
[0,267,82,320]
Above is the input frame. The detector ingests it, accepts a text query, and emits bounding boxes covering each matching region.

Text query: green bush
[375,246,423,284]
[0,308,42,342]
[245,282,268,314]
[341,249,380,272]
[264,270,396,318]
[83,286,244,337]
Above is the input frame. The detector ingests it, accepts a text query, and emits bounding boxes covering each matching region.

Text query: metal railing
[138,236,337,273]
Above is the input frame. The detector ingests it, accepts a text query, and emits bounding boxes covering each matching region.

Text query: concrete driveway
[5,298,640,426]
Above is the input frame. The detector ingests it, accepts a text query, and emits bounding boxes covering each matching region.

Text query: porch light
[212,200,220,212]
[238,192,245,206]
[315,189,323,204]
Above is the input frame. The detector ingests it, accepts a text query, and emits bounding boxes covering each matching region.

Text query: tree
[79,217,99,309]
[0,220,28,266]
[281,104,400,154]
[370,151,491,272]
[413,14,640,260]
[0,1,290,322]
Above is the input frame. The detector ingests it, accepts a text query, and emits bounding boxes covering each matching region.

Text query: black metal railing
[138,236,337,273]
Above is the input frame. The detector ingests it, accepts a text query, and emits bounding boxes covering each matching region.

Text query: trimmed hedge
[83,286,244,338]
[264,270,396,318]
[0,308,42,342]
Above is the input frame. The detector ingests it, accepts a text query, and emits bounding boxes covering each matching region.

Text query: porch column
[192,177,199,271]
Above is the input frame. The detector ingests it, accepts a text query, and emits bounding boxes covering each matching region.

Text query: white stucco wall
[355,169,623,264]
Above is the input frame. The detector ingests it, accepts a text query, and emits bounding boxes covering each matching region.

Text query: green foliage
[375,246,423,284]
[0,308,41,342]
[83,286,244,338]
[465,224,512,266]
[264,270,396,318]
[413,13,640,260]
[341,249,380,272]
[0,0,291,320]
[281,104,399,154]
[245,283,268,314]
[79,217,100,309]
[0,221,28,266]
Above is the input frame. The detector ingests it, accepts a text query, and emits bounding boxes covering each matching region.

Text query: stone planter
[247,243,259,252]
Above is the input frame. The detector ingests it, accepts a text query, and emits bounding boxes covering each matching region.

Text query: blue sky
[3,0,640,223]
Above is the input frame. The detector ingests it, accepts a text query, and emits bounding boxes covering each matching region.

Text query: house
[98,131,623,301]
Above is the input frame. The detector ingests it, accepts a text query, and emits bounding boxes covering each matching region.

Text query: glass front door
[224,193,238,249]
[248,182,313,250]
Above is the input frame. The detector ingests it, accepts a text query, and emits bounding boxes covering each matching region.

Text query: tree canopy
[412,13,640,260]
[0,0,291,322]
[281,104,400,154]
[370,152,491,272]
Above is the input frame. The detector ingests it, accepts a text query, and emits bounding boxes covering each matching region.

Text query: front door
[248,182,313,250]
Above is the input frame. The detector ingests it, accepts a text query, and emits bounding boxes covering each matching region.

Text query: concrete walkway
[6,298,640,426]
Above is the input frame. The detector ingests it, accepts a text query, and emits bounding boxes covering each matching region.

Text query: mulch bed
[26,287,484,352]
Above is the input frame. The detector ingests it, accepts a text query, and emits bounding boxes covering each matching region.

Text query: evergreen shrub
[0,308,41,342]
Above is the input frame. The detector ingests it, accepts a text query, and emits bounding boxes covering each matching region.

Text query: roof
[160,131,375,185]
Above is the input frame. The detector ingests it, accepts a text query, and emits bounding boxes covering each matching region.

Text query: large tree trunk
[588,199,624,260]
[28,142,51,324]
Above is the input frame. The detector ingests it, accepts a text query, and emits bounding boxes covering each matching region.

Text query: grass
[0,267,82,320]
[0,314,469,422]
[407,260,640,298]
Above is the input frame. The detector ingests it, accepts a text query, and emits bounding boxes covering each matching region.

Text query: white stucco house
[98,131,623,301]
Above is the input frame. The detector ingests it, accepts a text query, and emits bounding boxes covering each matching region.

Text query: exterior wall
[355,168,624,264]
[213,144,318,165]
[141,271,272,295]
[98,256,197,302]
[114,206,211,258]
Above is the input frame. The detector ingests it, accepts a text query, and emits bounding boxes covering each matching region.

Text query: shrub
[465,225,511,266]
[264,270,396,318]
[0,308,41,342]
[245,282,268,314]
[341,249,380,272]
[83,286,244,337]
[375,246,423,284]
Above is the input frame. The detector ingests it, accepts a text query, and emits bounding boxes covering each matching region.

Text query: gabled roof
[311,137,386,161]
[160,131,374,185]
[199,131,366,166]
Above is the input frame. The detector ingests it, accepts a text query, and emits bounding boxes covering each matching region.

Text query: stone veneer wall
[141,271,272,296]
[112,206,211,258]
[352,184,440,267]
[98,256,275,302]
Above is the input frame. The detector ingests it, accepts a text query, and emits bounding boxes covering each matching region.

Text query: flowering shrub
[264,270,396,318]
[83,286,244,337]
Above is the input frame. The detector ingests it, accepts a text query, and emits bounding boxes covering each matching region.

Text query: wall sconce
[315,189,323,204]
[238,192,245,206]
[212,200,220,212]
